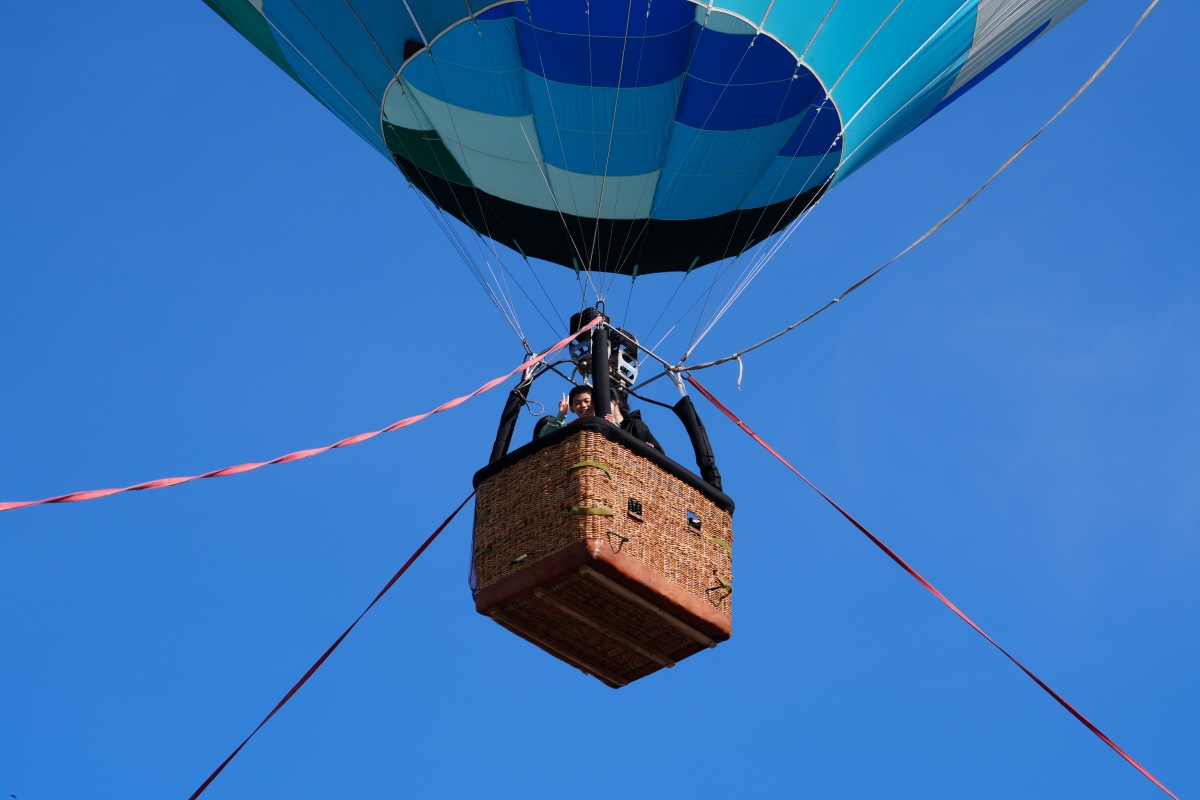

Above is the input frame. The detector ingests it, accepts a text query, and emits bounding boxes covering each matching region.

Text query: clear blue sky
[2,2,1195,798]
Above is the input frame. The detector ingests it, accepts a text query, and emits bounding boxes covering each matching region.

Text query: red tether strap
[188,491,474,800]
[687,375,1177,800]
[1,317,599,513]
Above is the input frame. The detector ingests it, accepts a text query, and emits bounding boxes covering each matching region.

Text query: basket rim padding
[473,415,734,513]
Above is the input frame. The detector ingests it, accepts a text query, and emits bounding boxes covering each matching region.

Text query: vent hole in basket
[687,511,702,532]
[627,498,643,521]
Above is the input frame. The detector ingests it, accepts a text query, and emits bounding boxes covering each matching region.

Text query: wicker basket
[472,418,734,687]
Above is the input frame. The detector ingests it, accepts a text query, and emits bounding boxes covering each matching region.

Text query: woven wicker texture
[474,430,733,615]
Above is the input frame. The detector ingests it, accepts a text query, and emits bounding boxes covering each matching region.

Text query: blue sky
[1,2,1195,798]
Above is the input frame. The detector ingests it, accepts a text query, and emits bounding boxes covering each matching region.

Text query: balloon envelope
[203,0,1086,273]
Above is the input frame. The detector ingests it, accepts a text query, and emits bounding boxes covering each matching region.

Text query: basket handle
[568,460,611,478]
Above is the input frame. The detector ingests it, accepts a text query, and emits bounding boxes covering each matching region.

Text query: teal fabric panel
[526,77,683,176]
[652,117,801,219]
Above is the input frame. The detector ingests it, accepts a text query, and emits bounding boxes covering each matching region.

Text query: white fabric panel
[545,165,661,220]
[947,0,1088,95]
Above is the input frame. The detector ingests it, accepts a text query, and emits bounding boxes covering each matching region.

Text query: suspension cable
[187,492,474,800]
[688,375,1179,800]
[679,0,1160,375]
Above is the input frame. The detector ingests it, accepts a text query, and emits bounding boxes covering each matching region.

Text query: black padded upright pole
[672,395,723,490]
[488,382,528,464]
[590,325,611,419]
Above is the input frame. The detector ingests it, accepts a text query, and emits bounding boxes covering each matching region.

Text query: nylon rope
[686,375,1179,800]
[588,0,629,275]
[676,2,908,360]
[648,21,777,348]
[187,491,474,800]
[268,0,531,345]
[597,1,651,299]
[684,35,848,341]
[799,1,841,61]
[391,82,530,344]
[523,4,601,292]
[342,0,399,76]
[608,10,720,334]
[687,0,1152,359]
[604,3,792,314]
[255,5,386,150]
[688,0,1019,359]
[603,12,709,284]
[450,17,590,340]
[384,9,555,346]
[841,0,973,132]
[416,57,532,342]
[0,317,600,514]
[680,0,1160,375]
[686,0,1063,360]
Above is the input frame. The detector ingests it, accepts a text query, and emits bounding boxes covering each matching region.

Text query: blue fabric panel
[746,0,976,184]
[403,0,478,45]
[661,118,799,176]
[475,5,515,23]
[513,0,694,38]
[678,31,823,131]
[513,8,693,88]
[402,19,531,118]
[261,1,390,153]
[526,78,683,136]
[427,16,524,73]
[740,154,839,209]
[653,119,798,218]
[685,23,799,86]
[779,99,842,158]
[527,79,679,176]
[832,2,977,180]
[653,169,769,220]
[285,0,404,94]
[294,0,410,70]
[403,58,531,119]
[676,73,811,130]
[285,45,389,157]
[931,19,1051,116]
[265,1,393,94]
[542,129,670,178]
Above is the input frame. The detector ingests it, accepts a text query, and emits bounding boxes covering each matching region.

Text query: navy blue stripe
[678,55,823,131]
[685,25,799,86]
[779,99,843,158]
[513,0,693,38]
[515,16,692,88]
[475,4,514,22]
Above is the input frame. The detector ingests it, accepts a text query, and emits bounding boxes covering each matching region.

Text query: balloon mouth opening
[381,0,843,273]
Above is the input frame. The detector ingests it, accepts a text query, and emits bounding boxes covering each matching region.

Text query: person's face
[570,391,593,417]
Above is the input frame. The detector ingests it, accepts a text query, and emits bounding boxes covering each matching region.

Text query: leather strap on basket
[569,506,615,516]
[569,460,611,478]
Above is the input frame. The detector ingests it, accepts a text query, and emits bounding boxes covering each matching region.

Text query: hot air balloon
[200,0,1090,685]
